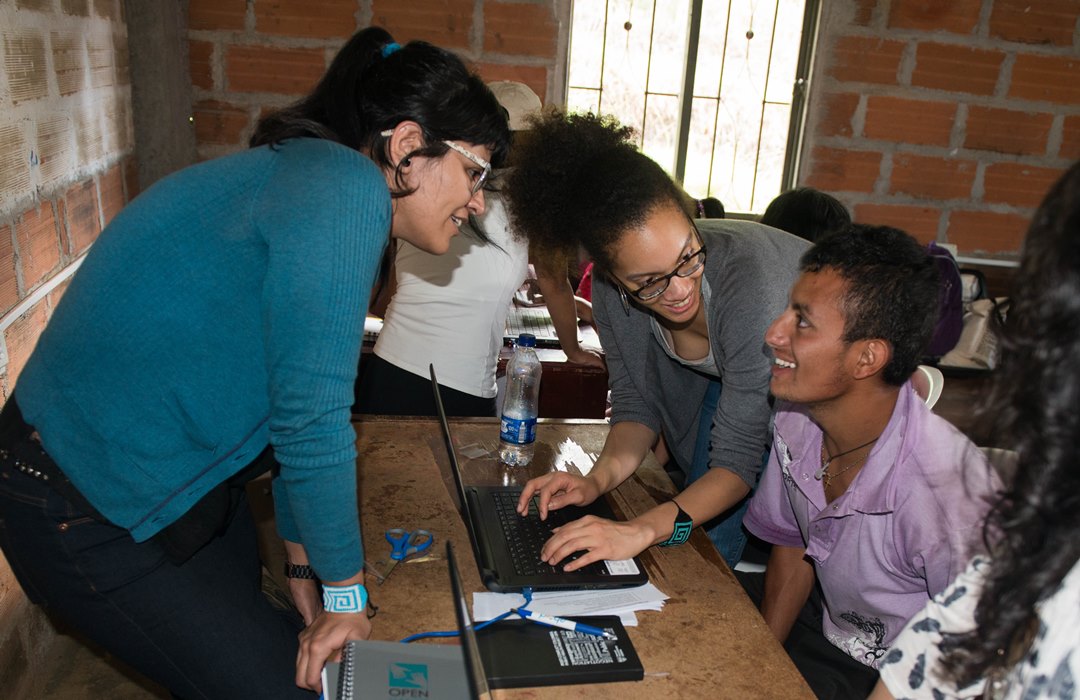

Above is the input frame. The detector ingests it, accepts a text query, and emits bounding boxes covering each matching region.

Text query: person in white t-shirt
[358,193,528,415]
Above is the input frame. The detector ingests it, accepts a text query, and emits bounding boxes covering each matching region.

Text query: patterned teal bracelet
[322,583,369,614]
[659,502,693,547]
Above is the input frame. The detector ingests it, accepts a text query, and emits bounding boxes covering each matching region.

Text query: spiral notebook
[323,543,641,698]
[322,542,487,700]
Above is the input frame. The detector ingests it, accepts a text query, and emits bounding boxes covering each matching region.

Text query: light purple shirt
[744,382,1001,667]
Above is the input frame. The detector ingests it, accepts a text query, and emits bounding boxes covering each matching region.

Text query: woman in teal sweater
[0,27,508,698]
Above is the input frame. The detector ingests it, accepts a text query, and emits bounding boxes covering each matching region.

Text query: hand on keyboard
[540,515,654,572]
[516,472,600,520]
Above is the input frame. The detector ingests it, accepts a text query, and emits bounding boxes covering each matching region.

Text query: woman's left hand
[564,346,605,369]
[296,609,373,692]
[539,515,654,571]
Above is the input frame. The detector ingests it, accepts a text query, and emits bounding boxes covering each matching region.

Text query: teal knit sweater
[18,138,390,581]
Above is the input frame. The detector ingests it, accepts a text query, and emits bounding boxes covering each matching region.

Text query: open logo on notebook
[388,662,428,692]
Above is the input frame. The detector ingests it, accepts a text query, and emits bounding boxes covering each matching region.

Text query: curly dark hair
[799,224,939,385]
[503,110,688,270]
[251,26,510,198]
[939,160,1080,687]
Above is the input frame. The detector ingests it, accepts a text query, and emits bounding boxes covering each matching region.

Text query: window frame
[562,0,824,215]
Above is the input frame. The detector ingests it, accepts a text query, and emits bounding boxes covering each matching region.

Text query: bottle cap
[517,333,537,347]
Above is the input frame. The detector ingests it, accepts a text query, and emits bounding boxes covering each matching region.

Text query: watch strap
[322,583,369,614]
[283,561,318,580]
[659,502,693,547]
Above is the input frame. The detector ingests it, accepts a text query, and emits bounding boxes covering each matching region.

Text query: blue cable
[399,587,533,643]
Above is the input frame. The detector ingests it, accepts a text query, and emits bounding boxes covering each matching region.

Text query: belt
[0,397,108,522]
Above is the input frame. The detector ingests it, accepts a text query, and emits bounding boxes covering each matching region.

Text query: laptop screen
[447,542,490,699]
[429,363,471,523]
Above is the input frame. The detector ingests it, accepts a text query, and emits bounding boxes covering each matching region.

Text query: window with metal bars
[567,0,820,215]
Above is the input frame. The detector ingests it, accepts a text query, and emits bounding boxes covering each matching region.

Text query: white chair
[913,365,944,410]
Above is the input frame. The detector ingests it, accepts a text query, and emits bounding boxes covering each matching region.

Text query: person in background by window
[697,196,726,219]
[0,27,509,698]
[760,186,851,243]
[505,110,808,568]
[871,160,1080,700]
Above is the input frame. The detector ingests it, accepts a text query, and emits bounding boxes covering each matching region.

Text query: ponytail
[251,26,510,192]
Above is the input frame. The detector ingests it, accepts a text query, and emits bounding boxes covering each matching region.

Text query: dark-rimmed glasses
[628,233,707,301]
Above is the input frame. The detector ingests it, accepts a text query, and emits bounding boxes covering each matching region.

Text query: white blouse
[878,555,1080,699]
[375,195,529,398]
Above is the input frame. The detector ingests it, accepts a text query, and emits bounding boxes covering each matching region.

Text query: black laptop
[430,364,649,592]
[448,542,491,700]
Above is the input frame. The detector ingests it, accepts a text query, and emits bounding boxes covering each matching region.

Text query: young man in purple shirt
[740,224,1001,700]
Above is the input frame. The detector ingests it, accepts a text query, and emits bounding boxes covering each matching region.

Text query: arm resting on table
[534,258,604,368]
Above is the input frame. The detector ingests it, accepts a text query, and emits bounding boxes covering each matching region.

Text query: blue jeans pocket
[45,492,169,595]
[0,467,168,600]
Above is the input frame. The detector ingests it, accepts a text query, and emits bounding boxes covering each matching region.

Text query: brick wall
[190,0,1074,257]
[801,0,1079,256]
[187,0,561,160]
[0,0,135,693]
[0,0,137,394]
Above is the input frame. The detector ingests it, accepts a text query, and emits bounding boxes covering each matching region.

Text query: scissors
[378,528,434,585]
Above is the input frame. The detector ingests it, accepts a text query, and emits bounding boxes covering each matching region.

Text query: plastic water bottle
[499,333,542,466]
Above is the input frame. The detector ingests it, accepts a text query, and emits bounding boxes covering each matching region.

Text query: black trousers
[736,570,879,700]
[356,353,496,417]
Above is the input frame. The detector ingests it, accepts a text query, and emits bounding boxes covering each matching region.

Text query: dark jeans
[356,352,496,417]
[0,449,312,699]
[737,570,878,700]
[683,379,764,567]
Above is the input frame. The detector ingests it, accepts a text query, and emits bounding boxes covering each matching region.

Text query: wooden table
[353,416,813,698]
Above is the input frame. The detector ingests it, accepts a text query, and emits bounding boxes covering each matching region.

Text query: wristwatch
[283,561,318,580]
[659,501,693,547]
[322,583,369,614]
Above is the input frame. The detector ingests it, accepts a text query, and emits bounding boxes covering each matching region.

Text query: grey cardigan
[593,218,809,488]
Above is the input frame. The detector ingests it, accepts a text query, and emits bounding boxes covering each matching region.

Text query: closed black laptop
[430,364,649,592]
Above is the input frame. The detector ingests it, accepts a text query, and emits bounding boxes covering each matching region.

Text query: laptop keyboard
[492,491,595,577]
[504,307,560,342]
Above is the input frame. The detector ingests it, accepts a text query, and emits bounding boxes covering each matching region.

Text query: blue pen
[512,608,618,641]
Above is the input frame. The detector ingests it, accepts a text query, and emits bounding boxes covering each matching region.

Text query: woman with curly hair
[871,160,1080,699]
[507,110,808,567]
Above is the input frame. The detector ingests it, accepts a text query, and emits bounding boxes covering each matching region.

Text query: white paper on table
[551,437,599,476]
[471,583,668,627]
